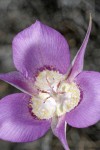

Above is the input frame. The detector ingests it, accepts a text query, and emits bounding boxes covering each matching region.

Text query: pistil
[31,70,80,119]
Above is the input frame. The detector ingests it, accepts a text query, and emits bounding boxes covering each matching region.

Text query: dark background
[0,0,100,150]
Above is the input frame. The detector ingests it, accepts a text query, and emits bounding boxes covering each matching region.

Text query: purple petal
[66,71,100,128]
[0,71,36,96]
[12,20,70,77]
[0,93,50,142]
[51,116,69,150]
[67,15,92,81]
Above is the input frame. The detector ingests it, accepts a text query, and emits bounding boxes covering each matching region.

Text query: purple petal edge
[51,116,70,150]
[67,15,92,81]
[66,71,100,128]
[12,20,70,78]
[0,93,50,142]
[0,71,36,96]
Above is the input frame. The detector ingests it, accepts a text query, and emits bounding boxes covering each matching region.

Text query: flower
[0,15,100,150]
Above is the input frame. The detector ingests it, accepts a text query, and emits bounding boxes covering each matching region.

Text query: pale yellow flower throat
[31,70,80,119]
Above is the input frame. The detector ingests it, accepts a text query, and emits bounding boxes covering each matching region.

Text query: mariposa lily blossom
[0,15,100,150]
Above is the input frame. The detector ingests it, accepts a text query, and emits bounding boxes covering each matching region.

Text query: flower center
[31,70,80,119]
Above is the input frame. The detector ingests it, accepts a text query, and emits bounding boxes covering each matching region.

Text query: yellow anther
[31,70,80,119]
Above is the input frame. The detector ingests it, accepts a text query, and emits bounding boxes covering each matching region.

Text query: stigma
[31,70,80,119]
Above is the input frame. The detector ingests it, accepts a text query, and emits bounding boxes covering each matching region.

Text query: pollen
[31,70,80,119]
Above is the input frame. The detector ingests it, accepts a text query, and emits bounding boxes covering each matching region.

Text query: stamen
[31,70,80,119]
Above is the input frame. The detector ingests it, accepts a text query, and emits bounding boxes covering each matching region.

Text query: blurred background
[0,0,100,150]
